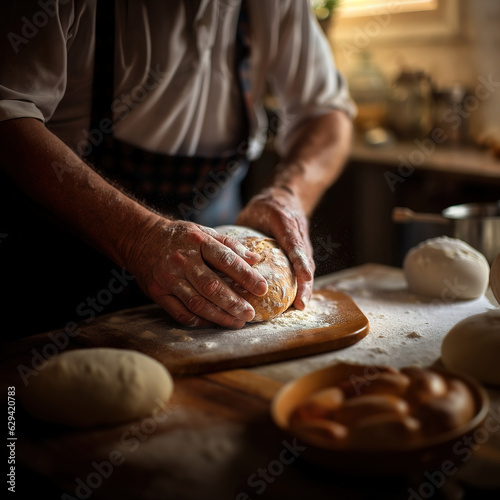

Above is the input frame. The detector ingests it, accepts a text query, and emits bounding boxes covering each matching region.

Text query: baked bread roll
[215,225,297,322]
[285,364,477,450]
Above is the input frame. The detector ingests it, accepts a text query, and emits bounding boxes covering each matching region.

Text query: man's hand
[236,186,314,310]
[123,218,268,328]
[236,110,353,310]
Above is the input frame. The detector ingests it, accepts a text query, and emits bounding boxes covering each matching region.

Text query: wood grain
[73,289,369,375]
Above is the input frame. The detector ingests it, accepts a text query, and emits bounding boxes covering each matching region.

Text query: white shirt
[0,0,354,160]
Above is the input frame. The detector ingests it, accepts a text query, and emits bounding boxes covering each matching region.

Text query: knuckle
[237,267,256,288]
[224,294,248,316]
[188,229,207,246]
[173,310,198,326]
[217,249,237,269]
[201,277,221,297]
[170,250,187,267]
[154,272,179,294]
[186,294,207,315]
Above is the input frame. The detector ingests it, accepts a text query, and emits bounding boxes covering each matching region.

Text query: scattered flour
[147,293,339,361]
[250,265,496,383]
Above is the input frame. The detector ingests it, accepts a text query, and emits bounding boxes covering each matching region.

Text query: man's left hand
[236,186,314,310]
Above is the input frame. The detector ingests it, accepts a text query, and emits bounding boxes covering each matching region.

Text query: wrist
[115,207,166,270]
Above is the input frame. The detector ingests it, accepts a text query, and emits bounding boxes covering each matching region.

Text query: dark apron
[0,1,252,339]
[87,0,252,227]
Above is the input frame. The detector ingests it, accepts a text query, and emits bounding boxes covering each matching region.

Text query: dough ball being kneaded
[403,236,489,300]
[441,310,500,386]
[20,348,174,427]
[215,225,297,322]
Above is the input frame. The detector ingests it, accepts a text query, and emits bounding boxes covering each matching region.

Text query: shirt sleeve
[0,0,76,123]
[266,0,356,156]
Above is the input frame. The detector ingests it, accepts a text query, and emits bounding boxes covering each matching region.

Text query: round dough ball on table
[403,236,489,300]
[441,310,500,386]
[20,348,174,427]
[215,225,297,322]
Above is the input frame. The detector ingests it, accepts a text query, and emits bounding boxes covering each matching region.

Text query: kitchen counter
[3,264,499,499]
[350,140,500,181]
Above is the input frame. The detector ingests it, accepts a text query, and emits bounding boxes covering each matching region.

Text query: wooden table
[3,264,500,500]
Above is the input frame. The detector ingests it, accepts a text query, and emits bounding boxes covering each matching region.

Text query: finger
[185,264,256,322]
[267,219,315,306]
[294,276,313,310]
[271,223,314,283]
[170,279,249,328]
[200,239,268,297]
[200,227,262,266]
[154,294,216,328]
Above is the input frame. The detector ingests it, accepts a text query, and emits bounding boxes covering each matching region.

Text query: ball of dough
[215,225,297,322]
[403,236,489,300]
[20,348,174,427]
[441,310,500,386]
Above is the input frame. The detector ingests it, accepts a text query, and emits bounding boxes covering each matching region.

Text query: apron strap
[90,0,252,153]
[90,0,115,136]
[88,1,252,225]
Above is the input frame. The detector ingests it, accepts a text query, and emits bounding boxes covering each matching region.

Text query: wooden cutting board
[75,289,369,375]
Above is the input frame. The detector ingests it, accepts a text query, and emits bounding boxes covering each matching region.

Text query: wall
[327,0,500,140]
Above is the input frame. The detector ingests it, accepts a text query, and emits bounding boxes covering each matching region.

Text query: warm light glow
[337,0,438,17]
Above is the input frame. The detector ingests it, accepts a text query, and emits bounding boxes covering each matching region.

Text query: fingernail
[296,295,309,310]
[246,249,261,261]
[241,305,255,321]
[235,243,249,256]
[230,318,246,329]
[253,280,268,295]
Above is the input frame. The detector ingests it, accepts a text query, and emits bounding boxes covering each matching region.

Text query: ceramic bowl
[271,362,490,476]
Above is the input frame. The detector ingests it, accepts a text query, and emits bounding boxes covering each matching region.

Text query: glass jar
[387,70,435,140]
[347,51,389,132]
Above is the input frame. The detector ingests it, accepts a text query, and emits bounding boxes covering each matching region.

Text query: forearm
[0,118,161,267]
[271,109,353,216]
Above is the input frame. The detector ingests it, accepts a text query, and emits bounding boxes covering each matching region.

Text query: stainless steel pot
[392,202,500,264]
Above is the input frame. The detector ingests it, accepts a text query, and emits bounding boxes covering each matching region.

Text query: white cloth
[0,0,354,160]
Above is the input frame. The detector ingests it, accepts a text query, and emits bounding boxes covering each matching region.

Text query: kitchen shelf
[350,139,500,181]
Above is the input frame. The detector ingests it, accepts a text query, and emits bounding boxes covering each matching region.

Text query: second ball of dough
[441,310,500,386]
[20,348,174,427]
[403,236,489,300]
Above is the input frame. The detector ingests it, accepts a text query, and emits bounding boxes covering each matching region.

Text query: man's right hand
[123,218,269,328]
[0,119,268,329]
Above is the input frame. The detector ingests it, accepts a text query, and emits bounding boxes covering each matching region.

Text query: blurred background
[243,0,500,276]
